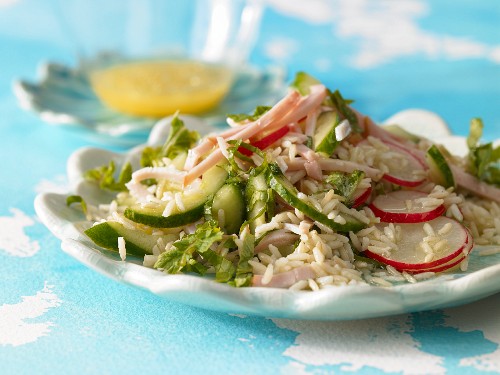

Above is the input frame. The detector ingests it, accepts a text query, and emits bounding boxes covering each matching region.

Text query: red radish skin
[352,186,372,208]
[357,139,426,187]
[381,142,427,186]
[369,190,446,223]
[383,138,427,169]
[382,173,427,188]
[395,231,473,272]
[239,125,290,156]
[362,217,471,272]
[412,250,469,274]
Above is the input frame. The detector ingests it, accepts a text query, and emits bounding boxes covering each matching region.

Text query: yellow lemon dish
[90,60,233,117]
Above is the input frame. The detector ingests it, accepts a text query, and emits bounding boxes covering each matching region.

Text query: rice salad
[72,73,500,291]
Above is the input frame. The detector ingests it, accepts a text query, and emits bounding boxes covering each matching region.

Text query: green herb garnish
[466,118,500,186]
[84,160,132,192]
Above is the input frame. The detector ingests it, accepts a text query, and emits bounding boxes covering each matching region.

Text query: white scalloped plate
[34,112,500,320]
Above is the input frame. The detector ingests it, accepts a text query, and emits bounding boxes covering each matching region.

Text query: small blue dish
[13,59,287,146]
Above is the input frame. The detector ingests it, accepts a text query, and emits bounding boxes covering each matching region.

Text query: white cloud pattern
[0,208,40,257]
[0,283,62,347]
[445,296,500,372]
[265,0,500,68]
[272,315,445,374]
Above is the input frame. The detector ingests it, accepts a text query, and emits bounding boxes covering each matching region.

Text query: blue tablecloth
[1,1,499,374]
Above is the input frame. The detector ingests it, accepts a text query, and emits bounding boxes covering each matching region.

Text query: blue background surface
[0,1,499,374]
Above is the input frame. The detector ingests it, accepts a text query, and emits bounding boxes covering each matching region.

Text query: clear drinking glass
[55,0,264,117]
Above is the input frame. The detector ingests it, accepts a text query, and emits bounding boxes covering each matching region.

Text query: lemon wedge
[90,60,233,117]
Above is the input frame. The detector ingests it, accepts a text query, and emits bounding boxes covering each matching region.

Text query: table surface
[1,0,500,374]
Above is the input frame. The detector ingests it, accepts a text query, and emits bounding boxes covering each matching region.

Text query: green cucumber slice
[313,111,340,156]
[267,164,366,232]
[382,124,421,143]
[125,195,206,228]
[245,171,274,233]
[125,164,228,228]
[85,221,173,257]
[426,145,456,188]
[210,184,246,234]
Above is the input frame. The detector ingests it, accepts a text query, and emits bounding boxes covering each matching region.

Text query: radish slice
[239,125,290,156]
[363,217,471,272]
[412,237,473,274]
[369,190,445,223]
[358,139,426,187]
[381,143,427,187]
[352,186,372,208]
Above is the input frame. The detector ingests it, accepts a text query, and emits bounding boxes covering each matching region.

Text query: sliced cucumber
[125,164,228,228]
[382,124,421,143]
[245,171,274,233]
[313,111,340,156]
[426,145,455,188]
[85,221,174,257]
[267,164,366,232]
[209,183,246,234]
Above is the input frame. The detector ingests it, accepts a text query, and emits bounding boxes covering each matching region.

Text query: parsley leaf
[66,195,88,216]
[325,170,366,207]
[227,106,272,123]
[84,160,132,191]
[328,90,361,133]
[230,226,255,287]
[154,220,236,282]
[141,114,200,167]
[466,118,500,186]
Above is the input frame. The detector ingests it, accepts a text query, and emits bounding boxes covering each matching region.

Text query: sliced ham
[183,87,327,186]
[252,265,316,288]
[286,157,383,181]
[296,144,318,162]
[254,230,299,253]
[305,107,320,137]
[304,160,324,181]
[131,166,185,184]
[451,165,500,203]
[263,84,327,134]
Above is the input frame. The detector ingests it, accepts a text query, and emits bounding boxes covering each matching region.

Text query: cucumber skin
[211,183,246,235]
[124,204,205,228]
[268,164,366,233]
[124,164,229,228]
[426,145,456,188]
[314,111,339,156]
[84,222,150,257]
[245,172,273,233]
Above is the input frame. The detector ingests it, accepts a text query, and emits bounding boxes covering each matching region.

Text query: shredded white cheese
[118,237,126,261]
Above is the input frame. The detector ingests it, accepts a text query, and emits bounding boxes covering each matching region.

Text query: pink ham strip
[451,165,500,203]
[254,230,299,253]
[183,138,217,171]
[184,90,301,172]
[262,85,327,134]
[296,144,318,162]
[286,157,384,181]
[252,265,316,288]
[305,107,320,137]
[304,161,324,181]
[183,88,329,186]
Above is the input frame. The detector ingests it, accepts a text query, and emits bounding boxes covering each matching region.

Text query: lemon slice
[90,60,233,117]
